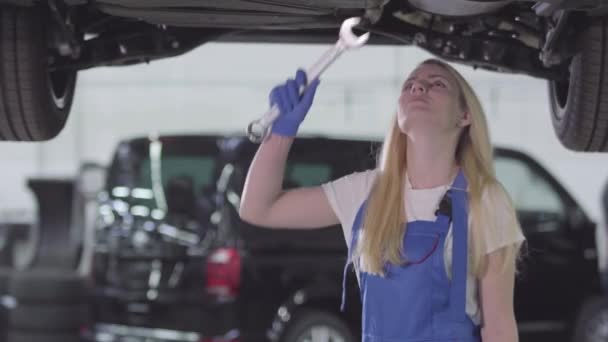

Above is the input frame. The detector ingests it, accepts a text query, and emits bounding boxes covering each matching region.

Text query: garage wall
[0,43,607,229]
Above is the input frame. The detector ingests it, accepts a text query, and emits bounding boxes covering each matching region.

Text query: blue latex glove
[269,69,321,137]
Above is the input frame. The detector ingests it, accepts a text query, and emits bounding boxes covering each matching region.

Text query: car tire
[7,331,81,342]
[8,270,86,304]
[0,269,12,341]
[0,5,77,141]
[11,222,39,271]
[8,303,87,332]
[572,296,608,342]
[0,268,11,294]
[548,16,608,152]
[281,309,355,342]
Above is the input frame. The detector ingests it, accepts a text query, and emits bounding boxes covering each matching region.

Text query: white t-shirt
[321,169,526,325]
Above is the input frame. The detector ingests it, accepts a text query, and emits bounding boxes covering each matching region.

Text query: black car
[85,133,603,342]
[86,134,374,342]
[0,1,608,152]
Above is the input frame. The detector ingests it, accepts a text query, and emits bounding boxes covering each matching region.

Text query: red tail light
[205,247,241,297]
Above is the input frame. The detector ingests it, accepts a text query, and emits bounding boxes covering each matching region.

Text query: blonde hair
[354,58,523,278]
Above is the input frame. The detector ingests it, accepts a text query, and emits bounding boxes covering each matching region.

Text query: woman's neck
[405,135,459,189]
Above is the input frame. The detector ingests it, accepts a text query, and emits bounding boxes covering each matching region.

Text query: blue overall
[340,169,481,341]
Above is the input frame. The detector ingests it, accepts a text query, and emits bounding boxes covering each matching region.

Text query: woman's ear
[458,110,472,128]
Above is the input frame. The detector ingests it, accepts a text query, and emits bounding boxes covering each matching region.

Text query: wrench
[246,17,370,143]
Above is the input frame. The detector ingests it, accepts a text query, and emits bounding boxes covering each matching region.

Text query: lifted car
[0,1,608,151]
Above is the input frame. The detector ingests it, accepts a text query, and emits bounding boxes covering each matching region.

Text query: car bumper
[85,322,240,342]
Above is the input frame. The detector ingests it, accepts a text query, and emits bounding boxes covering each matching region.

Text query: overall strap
[448,169,469,320]
[340,200,367,312]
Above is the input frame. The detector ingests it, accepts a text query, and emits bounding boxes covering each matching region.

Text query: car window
[494,155,565,220]
[135,156,216,209]
[139,156,215,191]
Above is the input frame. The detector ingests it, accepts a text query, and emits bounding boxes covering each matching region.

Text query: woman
[239,58,525,341]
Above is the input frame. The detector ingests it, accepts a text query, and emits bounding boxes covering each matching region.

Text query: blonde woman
[239,59,525,342]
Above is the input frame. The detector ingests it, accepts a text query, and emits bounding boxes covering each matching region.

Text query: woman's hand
[270,69,320,137]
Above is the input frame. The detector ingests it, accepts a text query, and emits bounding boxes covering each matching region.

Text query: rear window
[105,138,220,214]
[138,156,216,195]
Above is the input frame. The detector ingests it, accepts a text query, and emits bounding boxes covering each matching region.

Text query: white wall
[0,43,607,228]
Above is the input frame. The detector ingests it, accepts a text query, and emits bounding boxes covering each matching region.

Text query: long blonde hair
[354,59,522,278]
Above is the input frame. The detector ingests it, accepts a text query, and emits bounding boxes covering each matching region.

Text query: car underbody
[2,0,604,81]
[1,0,608,151]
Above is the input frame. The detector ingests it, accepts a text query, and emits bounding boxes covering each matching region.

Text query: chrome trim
[95,323,200,342]
[94,323,240,342]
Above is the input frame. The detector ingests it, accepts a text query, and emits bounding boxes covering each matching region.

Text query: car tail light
[205,247,241,297]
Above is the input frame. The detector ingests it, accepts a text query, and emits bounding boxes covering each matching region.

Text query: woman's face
[397,63,469,138]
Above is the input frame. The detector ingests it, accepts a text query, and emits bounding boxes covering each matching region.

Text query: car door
[494,149,598,342]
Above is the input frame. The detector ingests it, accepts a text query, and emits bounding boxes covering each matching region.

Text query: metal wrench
[246,17,370,143]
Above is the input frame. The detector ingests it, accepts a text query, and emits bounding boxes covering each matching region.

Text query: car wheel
[548,17,608,152]
[8,269,87,304]
[11,222,38,271]
[0,268,11,294]
[281,309,355,342]
[0,5,77,141]
[8,303,87,332]
[572,297,608,341]
[7,331,81,342]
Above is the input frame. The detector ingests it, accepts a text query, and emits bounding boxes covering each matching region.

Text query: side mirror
[567,206,591,229]
[517,210,566,234]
